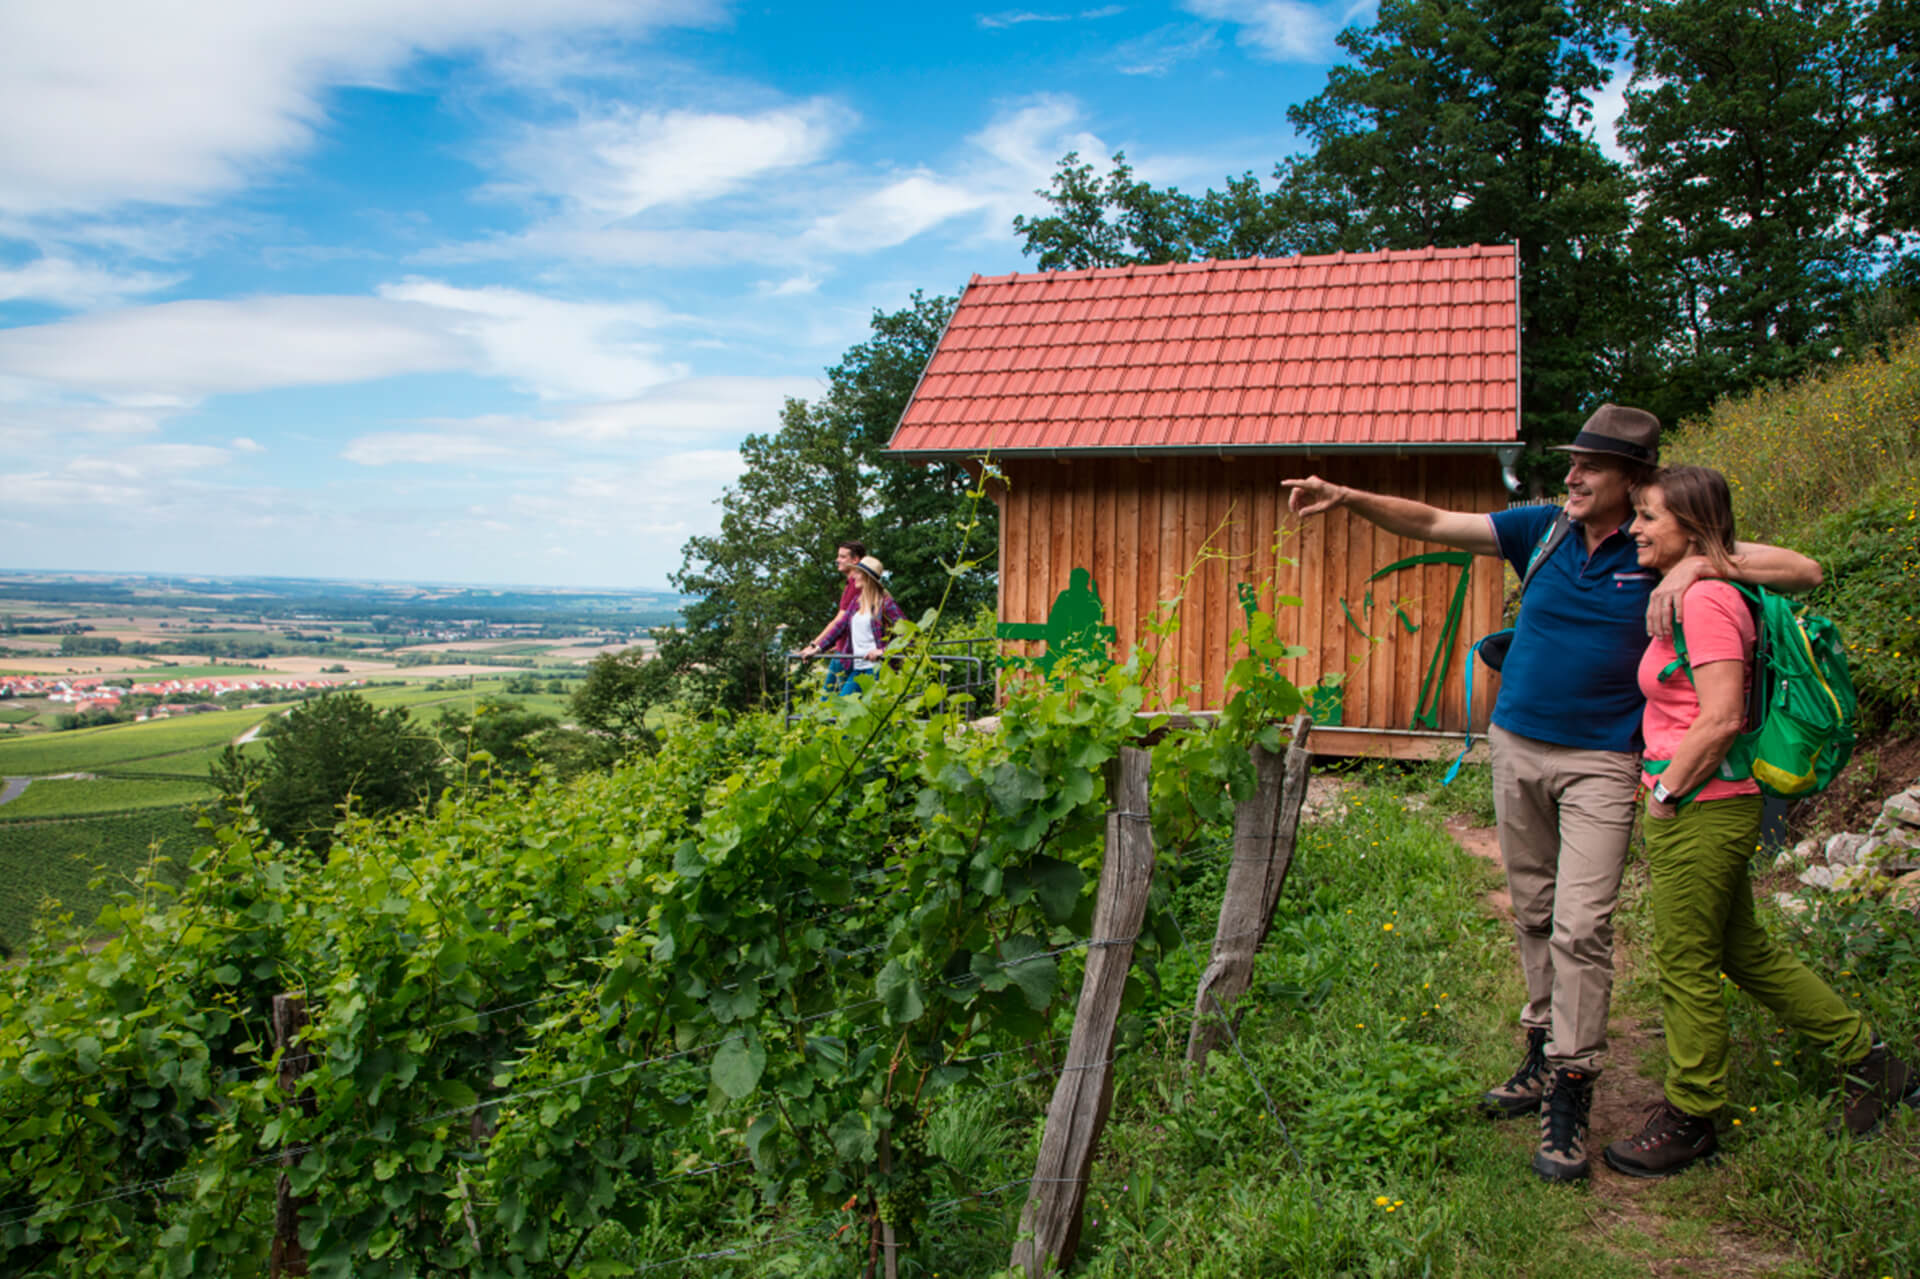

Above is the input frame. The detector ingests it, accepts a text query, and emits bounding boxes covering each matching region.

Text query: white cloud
[0,256,181,307]
[230,436,264,453]
[545,375,821,441]
[810,96,1107,252]
[0,296,469,399]
[378,279,684,400]
[0,283,691,405]
[342,432,523,466]
[0,0,719,217]
[504,101,853,221]
[1182,0,1341,63]
[764,273,823,296]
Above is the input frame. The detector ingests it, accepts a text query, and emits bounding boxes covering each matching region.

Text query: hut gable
[887,244,1519,458]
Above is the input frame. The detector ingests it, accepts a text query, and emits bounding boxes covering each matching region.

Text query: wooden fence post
[1011,746,1155,1278]
[1185,714,1313,1073]
[270,992,314,1279]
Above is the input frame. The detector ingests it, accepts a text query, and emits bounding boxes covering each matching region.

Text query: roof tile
[890,245,1519,454]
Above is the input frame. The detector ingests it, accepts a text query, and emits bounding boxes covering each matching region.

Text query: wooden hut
[887,244,1522,759]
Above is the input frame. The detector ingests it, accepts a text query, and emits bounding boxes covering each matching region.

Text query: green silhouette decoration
[1367,551,1474,730]
[997,566,1118,675]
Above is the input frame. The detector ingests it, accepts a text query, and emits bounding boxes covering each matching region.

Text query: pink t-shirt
[1638,579,1760,800]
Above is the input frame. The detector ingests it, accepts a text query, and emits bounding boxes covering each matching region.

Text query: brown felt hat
[1550,404,1660,465]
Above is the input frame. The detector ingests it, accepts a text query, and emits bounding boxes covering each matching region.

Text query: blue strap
[1443,632,1495,785]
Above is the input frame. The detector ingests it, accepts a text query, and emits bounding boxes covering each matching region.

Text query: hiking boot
[1532,1067,1594,1183]
[1837,1044,1920,1137]
[1481,1026,1550,1119]
[1602,1102,1718,1179]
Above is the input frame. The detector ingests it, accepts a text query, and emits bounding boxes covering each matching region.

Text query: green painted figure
[997,566,1118,675]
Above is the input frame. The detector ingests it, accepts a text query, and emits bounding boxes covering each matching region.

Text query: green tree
[1618,0,1897,414]
[211,692,445,853]
[568,646,672,751]
[1015,0,1642,462]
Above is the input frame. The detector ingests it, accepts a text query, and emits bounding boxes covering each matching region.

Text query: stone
[1824,832,1868,867]
[1797,864,1839,889]
[1887,870,1920,915]
[1830,864,1880,894]
[1772,891,1810,915]
[1884,791,1920,830]
[1864,827,1920,875]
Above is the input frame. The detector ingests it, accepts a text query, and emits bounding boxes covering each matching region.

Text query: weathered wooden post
[1011,746,1155,1278]
[1185,713,1313,1072]
[270,992,315,1278]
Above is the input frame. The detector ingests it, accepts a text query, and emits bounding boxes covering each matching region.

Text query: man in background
[797,540,867,682]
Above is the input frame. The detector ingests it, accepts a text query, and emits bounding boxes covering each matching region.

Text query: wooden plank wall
[995,454,1511,736]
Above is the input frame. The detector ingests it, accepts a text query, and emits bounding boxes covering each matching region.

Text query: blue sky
[0,0,1622,590]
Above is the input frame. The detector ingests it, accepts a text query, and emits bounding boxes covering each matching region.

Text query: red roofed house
[887,245,1522,758]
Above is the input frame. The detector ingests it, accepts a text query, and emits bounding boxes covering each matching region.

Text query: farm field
[0,807,204,948]
[0,776,216,818]
[0,705,278,774]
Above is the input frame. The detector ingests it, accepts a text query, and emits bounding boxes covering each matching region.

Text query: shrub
[1798,493,1920,731]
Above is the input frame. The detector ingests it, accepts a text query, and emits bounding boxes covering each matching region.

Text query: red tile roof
[888,245,1520,457]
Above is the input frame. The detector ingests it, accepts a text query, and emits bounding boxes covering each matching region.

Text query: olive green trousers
[1646,797,1871,1117]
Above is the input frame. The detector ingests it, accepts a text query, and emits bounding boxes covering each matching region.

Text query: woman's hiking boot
[1837,1043,1920,1137]
[1602,1102,1717,1179]
[1481,1026,1549,1119]
[1531,1067,1593,1183]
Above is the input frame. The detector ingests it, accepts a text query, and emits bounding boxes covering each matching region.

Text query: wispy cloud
[0,256,181,308]
[1180,0,1344,63]
[979,5,1126,27]
[1113,24,1220,76]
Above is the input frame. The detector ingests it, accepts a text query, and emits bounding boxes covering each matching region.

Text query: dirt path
[1442,814,1802,1276]
[0,777,26,807]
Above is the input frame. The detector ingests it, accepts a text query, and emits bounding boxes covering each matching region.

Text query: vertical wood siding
[994,454,1511,732]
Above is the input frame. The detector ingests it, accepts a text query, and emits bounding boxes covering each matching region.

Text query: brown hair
[1642,465,1739,577]
[837,539,867,559]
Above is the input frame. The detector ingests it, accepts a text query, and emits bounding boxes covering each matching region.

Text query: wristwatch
[1651,781,1674,805]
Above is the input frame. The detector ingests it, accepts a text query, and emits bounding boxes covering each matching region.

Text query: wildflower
[1375,1195,1390,1206]
[1383,923,1394,932]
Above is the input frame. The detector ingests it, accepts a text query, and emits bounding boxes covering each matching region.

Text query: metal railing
[781,638,995,723]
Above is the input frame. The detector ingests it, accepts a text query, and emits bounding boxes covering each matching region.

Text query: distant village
[0,674,362,718]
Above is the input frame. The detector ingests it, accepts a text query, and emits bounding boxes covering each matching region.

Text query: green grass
[0,806,206,949]
[0,708,36,725]
[0,706,276,775]
[0,777,217,818]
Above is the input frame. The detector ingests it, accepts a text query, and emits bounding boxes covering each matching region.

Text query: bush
[1798,493,1920,731]
[1665,322,1920,544]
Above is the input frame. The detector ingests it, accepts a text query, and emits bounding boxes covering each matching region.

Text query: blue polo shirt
[1487,505,1657,753]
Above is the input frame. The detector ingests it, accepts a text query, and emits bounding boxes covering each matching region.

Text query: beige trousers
[1488,724,1641,1074]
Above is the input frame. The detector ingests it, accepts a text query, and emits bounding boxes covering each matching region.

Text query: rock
[1772,891,1810,915]
[1797,864,1839,889]
[1773,846,1804,872]
[1887,870,1920,915]
[1831,864,1880,894]
[1824,832,1868,867]
[1883,791,1920,830]
[1865,827,1920,875]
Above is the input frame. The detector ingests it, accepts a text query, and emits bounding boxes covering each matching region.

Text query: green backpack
[1657,584,1858,798]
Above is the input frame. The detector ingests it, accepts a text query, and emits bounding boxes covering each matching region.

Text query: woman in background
[815,556,905,695]
[1603,465,1916,1179]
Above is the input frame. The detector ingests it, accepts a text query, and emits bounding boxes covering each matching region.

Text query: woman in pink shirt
[1602,466,1915,1178]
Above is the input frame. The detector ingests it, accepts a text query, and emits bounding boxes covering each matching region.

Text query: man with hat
[1283,406,1821,1183]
